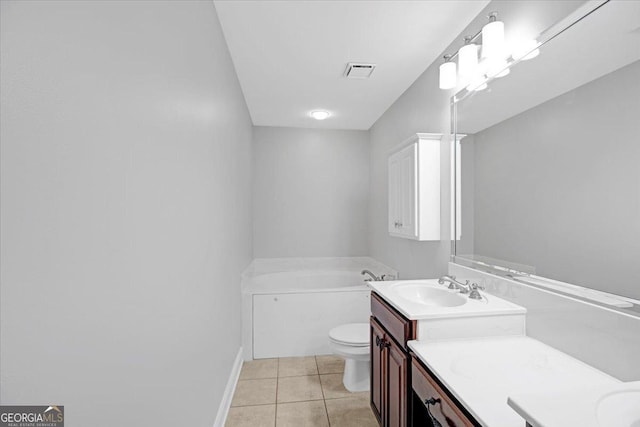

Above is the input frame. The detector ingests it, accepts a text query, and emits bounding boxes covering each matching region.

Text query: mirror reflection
[454,0,640,303]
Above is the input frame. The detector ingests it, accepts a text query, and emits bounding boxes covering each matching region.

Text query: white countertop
[508,381,640,427]
[408,336,620,427]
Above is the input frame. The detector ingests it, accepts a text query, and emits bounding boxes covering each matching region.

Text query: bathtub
[241,258,396,360]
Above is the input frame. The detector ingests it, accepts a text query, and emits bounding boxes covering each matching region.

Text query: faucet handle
[468,282,485,300]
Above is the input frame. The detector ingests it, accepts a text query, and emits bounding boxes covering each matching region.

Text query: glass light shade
[439,61,457,89]
[482,20,506,60]
[458,43,479,80]
[512,39,540,61]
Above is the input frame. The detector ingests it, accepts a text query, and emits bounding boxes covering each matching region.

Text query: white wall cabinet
[388,133,442,241]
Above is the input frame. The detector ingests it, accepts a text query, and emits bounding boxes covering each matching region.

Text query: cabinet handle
[375,336,391,349]
[424,397,443,427]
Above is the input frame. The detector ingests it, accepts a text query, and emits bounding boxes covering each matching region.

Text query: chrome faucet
[437,275,471,294]
[362,270,382,282]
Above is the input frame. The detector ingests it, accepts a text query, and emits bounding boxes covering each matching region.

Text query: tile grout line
[316,356,332,427]
[229,402,280,408]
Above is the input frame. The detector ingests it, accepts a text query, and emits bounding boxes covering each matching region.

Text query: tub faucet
[361,270,382,282]
[438,275,470,294]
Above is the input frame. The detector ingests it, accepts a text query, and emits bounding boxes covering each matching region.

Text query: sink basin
[597,389,640,427]
[395,284,467,307]
[369,278,526,323]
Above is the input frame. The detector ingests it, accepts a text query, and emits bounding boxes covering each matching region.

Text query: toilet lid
[329,323,369,346]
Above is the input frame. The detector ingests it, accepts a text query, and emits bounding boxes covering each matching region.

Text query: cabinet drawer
[411,357,477,427]
[371,292,416,348]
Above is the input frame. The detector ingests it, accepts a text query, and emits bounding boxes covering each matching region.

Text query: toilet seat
[329,323,369,347]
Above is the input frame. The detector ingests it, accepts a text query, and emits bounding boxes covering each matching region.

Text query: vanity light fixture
[310,110,331,120]
[439,55,457,90]
[438,12,539,91]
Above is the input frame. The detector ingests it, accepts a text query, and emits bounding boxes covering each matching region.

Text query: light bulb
[310,110,330,120]
[439,61,457,90]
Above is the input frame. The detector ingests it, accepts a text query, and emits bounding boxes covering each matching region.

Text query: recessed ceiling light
[310,110,331,120]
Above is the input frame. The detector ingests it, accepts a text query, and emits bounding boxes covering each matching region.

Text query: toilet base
[343,358,370,392]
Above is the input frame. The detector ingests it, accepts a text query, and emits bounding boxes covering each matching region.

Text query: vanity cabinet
[410,354,480,427]
[388,133,442,241]
[370,292,416,427]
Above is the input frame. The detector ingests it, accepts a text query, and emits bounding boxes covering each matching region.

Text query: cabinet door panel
[387,338,408,427]
[388,156,400,234]
[371,292,416,348]
[398,145,416,237]
[370,317,385,424]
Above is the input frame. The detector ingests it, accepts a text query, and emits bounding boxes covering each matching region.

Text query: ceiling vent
[344,62,376,79]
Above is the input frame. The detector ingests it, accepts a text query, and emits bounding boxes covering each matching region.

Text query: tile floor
[226,355,378,427]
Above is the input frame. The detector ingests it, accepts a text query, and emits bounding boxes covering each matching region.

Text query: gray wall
[368,65,453,279]
[473,60,640,299]
[368,0,585,279]
[0,2,252,426]
[253,126,369,257]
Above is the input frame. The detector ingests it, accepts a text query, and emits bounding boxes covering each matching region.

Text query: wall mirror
[452,0,640,314]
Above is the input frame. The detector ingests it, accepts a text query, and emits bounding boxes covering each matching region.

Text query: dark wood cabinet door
[387,337,408,427]
[371,317,386,425]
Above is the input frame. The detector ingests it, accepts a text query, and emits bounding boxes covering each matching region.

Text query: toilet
[328,323,370,392]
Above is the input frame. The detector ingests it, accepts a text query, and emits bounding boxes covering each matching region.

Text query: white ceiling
[214,0,489,130]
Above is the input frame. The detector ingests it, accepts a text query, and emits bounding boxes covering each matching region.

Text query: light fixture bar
[445,28,483,63]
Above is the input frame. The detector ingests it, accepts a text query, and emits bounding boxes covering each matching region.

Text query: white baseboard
[213,347,243,427]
